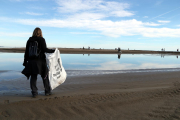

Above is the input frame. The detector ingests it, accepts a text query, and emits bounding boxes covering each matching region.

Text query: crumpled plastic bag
[46,48,67,90]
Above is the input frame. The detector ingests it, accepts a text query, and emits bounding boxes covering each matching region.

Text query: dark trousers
[30,74,51,95]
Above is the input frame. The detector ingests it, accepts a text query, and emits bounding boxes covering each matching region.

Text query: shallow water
[0,52,180,94]
[62,54,180,70]
[0,52,180,80]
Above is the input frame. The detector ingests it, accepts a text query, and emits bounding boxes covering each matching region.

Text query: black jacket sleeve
[41,38,55,53]
[23,40,29,66]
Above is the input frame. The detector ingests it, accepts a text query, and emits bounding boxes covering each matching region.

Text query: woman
[22,27,54,98]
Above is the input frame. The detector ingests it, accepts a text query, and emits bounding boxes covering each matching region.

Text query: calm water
[0,52,180,80]
[0,52,180,95]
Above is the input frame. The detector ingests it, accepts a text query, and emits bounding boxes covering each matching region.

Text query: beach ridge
[0,47,180,54]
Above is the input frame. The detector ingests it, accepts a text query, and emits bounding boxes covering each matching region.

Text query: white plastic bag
[46,48,67,90]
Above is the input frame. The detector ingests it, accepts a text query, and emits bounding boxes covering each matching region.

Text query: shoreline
[0,47,180,55]
[0,71,180,119]
[1,70,179,100]
[1,67,180,80]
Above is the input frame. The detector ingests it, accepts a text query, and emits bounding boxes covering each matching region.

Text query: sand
[0,47,180,55]
[0,71,180,120]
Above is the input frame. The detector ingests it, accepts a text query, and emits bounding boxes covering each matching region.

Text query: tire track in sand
[145,85,180,120]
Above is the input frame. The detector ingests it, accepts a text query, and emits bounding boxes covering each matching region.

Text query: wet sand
[0,71,180,120]
[0,47,180,54]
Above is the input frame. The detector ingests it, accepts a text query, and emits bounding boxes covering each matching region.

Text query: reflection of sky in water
[0,52,180,80]
[62,54,180,70]
[0,53,24,71]
[0,71,24,80]
[0,52,180,71]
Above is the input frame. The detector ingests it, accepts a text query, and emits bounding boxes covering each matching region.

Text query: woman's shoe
[45,92,52,96]
[32,94,37,98]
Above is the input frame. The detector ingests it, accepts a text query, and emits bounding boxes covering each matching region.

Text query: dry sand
[0,71,180,120]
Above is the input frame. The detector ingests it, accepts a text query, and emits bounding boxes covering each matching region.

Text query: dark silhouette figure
[22,27,55,98]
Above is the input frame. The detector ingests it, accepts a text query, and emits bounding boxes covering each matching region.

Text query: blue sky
[0,0,180,50]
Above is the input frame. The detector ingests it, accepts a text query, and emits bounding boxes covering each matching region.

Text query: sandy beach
[0,70,180,120]
[1,0,180,119]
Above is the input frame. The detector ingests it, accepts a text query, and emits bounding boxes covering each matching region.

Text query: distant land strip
[0,47,180,55]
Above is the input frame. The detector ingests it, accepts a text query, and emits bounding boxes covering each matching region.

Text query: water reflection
[161,54,165,58]
[0,53,24,71]
[160,54,179,59]
[1,52,179,94]
[0,71,24,80]
[82,54,122,59]
[118,54,121,59]
[0,52,180,72]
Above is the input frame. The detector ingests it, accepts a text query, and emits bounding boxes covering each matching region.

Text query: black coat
[22,36,54,79]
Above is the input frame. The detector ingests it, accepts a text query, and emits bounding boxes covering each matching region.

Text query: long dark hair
[32,27,43,37]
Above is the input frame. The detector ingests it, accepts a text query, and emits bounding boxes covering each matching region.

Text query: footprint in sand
[1,111,10,117]
[4,100,9,104]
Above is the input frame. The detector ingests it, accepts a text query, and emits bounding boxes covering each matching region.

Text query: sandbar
[0,47,180,55]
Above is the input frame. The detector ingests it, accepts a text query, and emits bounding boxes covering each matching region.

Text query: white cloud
[155,0,164,6]
[56,0,99,13]
[55,0,134,18]
[0,32,31,37]
[157,20,170,24]
[1,18,177,38]
[70,32,98,35]
[143,22,160,26]
[24,12,43,16]
[139,28,180,37]
[143,16,148,18]
[67,12,106,20]
[110,10,133,17]
[4,0,180,38]
[27,6,44,10]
